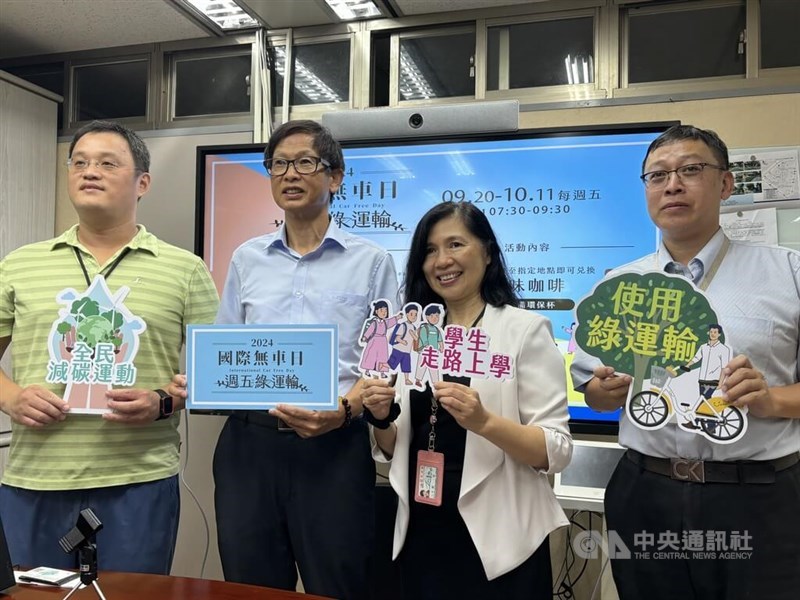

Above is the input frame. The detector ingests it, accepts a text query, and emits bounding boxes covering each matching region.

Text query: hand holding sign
[575,271,748,444]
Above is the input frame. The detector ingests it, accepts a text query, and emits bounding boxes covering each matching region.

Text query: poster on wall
[723,147,800,206]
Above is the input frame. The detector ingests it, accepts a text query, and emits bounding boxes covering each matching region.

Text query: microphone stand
[62,542,107,600]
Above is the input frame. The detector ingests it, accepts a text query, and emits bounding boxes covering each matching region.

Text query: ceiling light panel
[185,0,259,30]
[324,0,383,21]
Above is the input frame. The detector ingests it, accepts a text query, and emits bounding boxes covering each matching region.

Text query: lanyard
[659,236,730,292]
[428,304,487,451]
[697,237,729,291]
[74,246,132,288]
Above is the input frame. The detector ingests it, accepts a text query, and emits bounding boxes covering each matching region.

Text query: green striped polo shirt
[0,225,219,490]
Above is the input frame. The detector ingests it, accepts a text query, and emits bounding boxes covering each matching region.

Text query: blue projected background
[198,126,666,432]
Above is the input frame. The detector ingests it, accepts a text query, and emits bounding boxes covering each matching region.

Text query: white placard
[720,207,779,246]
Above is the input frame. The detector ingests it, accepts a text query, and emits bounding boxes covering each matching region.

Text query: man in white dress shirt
[570,124,800,600]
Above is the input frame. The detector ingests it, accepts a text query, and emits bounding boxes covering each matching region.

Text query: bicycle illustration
[627,366,747,443]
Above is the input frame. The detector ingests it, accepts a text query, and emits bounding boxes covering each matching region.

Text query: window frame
[619,0,748,91]
[388,24,477,107]
[68,53,152,129]
[159,35,258,129]
[166,46,254,123]
[482,7,605,104]
[284,31,356,120]
[0,0,796,131]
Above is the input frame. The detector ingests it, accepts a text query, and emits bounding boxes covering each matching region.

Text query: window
[73,60,148,122]
[488,17,594,89]
[760,0,800,69]
[173,52,251,117]
[290,41,350,105]
[625,3,746,84]
[398,30,475,100]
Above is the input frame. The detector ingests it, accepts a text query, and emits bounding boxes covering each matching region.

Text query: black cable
[555,511,599,597]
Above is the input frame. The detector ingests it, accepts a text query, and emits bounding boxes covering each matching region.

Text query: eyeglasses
[263,156,331,176]
[67,158,127,173]
[640,163,726,188]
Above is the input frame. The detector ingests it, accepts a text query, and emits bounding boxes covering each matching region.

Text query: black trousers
[213,416,375,600]
[398,491,552,600]
[605,453,800,600]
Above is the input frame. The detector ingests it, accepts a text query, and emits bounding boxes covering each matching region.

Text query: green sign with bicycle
[575,271,748,444]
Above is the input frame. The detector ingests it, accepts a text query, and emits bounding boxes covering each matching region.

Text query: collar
[264,217,347,253]
[657,227,726,272]
[51,224,160,256]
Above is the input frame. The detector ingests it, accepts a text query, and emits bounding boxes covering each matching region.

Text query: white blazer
[372,304,572,580]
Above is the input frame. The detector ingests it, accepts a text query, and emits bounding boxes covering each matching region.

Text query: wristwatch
[154,389,174,421]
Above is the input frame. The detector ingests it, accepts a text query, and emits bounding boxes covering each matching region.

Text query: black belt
[230,411,294,432]
[626,449,800,484]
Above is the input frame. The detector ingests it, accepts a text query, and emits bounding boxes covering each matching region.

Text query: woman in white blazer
[363,201,572,599]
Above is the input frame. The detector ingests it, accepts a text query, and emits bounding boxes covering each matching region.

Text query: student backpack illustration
[386,303,420,385]
[413,304,445,389]
[359,299,399,378]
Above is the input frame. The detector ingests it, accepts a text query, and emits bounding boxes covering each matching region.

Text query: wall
[519,94,800,148]
[0,72,59,470]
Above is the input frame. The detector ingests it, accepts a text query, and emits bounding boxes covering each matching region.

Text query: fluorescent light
[184,0,259,30]
[324,0,382,21]
[564,53,594,85]
[399,46,434,100]
[273,47,342,103]
[565,55,573,85]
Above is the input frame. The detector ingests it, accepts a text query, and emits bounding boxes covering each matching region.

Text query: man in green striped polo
[0,120,219,573]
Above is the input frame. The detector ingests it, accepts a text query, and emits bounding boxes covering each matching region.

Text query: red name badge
[415,450,444,506]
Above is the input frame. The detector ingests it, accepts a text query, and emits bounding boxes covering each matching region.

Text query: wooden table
[3,571,332,599]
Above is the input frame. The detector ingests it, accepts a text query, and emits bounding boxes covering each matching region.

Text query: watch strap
[154,389,174,421]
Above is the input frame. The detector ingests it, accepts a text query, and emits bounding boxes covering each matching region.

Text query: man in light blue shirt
[214,120,399,599]
[570,125,800,600]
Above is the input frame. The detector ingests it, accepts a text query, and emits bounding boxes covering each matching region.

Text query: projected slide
[199,128,663,429]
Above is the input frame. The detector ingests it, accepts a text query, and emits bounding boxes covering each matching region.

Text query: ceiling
[0,0,548,61]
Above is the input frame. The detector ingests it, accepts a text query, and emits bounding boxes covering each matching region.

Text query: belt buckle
[277,418,294,432]
[670,458,705,483]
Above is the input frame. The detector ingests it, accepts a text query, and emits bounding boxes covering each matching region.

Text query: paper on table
[15,567,81,588]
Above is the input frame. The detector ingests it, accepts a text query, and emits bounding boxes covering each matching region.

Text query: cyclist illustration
[627,325,747,444]
[675,324,733,430]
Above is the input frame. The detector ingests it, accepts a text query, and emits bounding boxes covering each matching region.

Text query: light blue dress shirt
[571,228,800,461]
[217,219,400,396]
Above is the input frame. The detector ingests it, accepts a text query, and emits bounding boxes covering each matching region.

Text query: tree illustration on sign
[575,271,717,397]
[55,298,124,354]
[46,276,146,413]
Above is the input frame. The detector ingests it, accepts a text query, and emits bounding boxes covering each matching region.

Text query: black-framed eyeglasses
[640,162,726,188]
[263,156,331,176]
